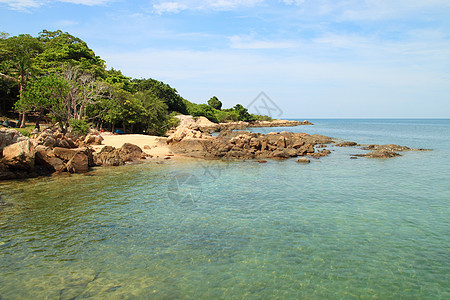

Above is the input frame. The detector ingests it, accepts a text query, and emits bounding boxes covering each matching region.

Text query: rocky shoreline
[0,118,430,181]
[0,127,148,181]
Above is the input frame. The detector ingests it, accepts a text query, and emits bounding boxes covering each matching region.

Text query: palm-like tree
[0,34,42,127]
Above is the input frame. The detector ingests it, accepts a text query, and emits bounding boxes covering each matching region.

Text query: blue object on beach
[115,129,125,134]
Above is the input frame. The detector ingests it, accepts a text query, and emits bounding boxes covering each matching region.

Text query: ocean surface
[0,119,449,299]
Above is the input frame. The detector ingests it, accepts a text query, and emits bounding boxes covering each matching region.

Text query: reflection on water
[0,120,449,299]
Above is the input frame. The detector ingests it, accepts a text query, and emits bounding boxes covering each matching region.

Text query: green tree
[131,78,187,114]
[105,68,134,92]
[16,75,69,127]
[106,89,146,133]
[191,104,218,123]
[0,34,43,126]
[17,66,111,130]
[35,30,106,78]
[207,96,222,110]
[233,104,255,122]
[135,91,169,135]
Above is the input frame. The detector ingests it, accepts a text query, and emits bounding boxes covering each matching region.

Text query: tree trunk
[20,112,26,128]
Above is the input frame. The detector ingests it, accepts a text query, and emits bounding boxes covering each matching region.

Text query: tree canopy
[208,96,222,110]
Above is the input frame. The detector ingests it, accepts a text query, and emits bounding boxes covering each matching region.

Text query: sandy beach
[91,133,176,158]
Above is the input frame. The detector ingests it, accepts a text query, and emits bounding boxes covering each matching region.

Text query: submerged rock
[296,158,311,164]
[356,149,402,159]
[336,141,358,147]
[354,143,431,159]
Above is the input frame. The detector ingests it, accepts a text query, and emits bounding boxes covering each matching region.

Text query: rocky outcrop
[35,146,66,172]
[167,126,210,144]
[0,128,28,153]
[356,149,401,159]
[94,143,145,166]
[1,127,113,180]
[354,144,431,159]
[170,130,333,160]
[171,115,314,134]
[35,129,77,149]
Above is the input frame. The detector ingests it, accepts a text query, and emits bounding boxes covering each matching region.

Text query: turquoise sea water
[0,119,449,299]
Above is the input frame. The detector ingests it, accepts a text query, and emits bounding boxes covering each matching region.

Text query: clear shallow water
[0,119,449,299]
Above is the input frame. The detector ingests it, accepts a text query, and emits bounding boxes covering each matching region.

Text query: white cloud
[0,0,112,10]
[153,1,187,14]
[0,0,42,10]
[152,0,263,14]
[58,0,112,5]
[280,0,304,6]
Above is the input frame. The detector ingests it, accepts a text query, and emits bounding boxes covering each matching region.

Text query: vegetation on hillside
[0,30,271,135]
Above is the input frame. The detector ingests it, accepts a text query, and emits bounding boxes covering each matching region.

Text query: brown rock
[336,141,358,147]
[357,149,401,159]
[53,147,79,161]
[66,152,89,173]
[84,134,103,145]
[1,140,35,170]
[0,162,16,180]
[0,128,28,152]
[296,158,310,163]
[272,149,290,159]
[118,143,144,162]
[286,148,298,157]
[94,146,124,166]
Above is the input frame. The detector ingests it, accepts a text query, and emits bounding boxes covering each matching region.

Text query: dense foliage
[0,30,271,134]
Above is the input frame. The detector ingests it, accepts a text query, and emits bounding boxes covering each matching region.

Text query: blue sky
[1,0,449,118]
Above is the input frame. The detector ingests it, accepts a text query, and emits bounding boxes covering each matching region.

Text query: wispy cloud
[0,0,42,10]
[0,0,112,11]
[152,0,263,14]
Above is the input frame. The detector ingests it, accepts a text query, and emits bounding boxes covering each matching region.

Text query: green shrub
[69,118,91,135]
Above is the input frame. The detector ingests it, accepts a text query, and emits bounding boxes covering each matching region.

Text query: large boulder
[95,148,124,166]
[0,128,28,153]
[35,145,66,172]
[52,147,94,171]
[66,152,89,173]
[118,143,144,162]
[84,134,103,146]
[1,140,36,170]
